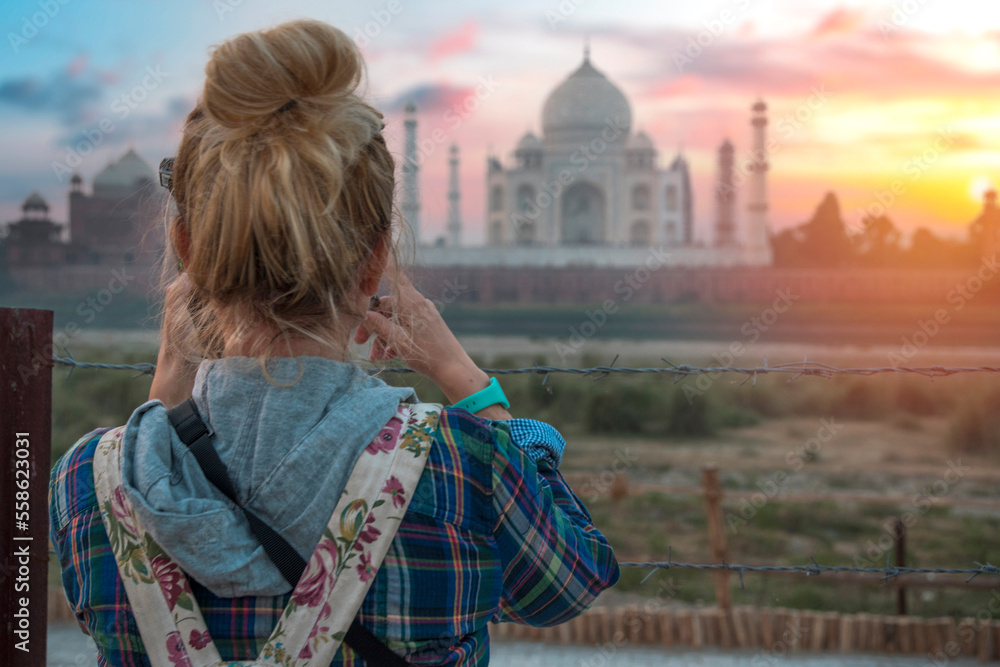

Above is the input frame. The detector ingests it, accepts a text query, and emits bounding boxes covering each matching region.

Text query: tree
[772,192,855,268]
[853,214,902,267]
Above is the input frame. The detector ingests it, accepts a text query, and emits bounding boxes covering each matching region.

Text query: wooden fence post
[1,308,53,667]
[894,517,907,616]
[702,465,731,610]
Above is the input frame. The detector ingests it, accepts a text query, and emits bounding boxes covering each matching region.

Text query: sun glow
[969,175,995,203]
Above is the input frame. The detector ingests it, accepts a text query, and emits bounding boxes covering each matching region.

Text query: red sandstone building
[2,149,165,292]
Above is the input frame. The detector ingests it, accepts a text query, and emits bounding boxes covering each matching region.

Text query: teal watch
[452,377,510,413]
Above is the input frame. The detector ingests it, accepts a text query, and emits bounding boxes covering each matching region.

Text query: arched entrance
[561,182,605,244]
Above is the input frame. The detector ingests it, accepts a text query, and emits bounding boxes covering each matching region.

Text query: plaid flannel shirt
[49,407,619,666]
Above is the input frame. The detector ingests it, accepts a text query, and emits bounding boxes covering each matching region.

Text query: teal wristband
[452,377,510,413]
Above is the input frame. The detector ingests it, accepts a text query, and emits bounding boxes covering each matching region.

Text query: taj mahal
[411,50,773,268]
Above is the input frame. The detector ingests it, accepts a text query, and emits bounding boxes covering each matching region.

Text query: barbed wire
[621,550,1000,589]
[49,352,1000,383]
[41,543,995,589]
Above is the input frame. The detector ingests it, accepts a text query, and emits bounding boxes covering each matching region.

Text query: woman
[49,18,619,665]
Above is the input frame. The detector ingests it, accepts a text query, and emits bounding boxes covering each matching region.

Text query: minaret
[715,140,736,246]
[401,102,421,245]
[447,144,461,247]
[746,100,773,262]
[669,152,694,245]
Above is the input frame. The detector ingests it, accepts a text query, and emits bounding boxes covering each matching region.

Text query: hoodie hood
[119,356,416,598]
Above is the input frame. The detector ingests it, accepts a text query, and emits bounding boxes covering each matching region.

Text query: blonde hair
[161,19,400,368]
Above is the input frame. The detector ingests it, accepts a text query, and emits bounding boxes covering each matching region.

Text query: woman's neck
[222,324,354,361]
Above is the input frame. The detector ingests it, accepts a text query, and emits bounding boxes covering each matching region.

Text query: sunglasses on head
[159,157,174,191]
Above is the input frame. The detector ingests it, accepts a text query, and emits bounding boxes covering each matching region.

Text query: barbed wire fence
[50,351,1000,383]
[46,350,1000,587]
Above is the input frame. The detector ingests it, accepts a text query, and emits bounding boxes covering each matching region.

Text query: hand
[148,274,200,408]
[353,257,511,418]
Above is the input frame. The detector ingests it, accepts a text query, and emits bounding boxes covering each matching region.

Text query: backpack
[93,402,441,666]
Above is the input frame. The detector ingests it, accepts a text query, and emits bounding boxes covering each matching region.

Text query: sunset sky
[2,0,1000,245]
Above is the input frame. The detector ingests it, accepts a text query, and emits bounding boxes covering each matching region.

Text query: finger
[371,337,391,361]
[371,294,395,317]
[354,322,371,345]
[383,254,423,304]
[362,311,406,357]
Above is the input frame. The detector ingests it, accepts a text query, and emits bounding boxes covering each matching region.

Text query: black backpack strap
[168,399,307,587]
[167,398,407,666]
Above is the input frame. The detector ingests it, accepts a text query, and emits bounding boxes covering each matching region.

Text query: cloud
[383,82,476,115]
[427,20,479,62]
[811,7,868,38]
[590,21,1000,102]
[0,70,103,125]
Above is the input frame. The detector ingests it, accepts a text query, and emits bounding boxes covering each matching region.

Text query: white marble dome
[627,131,655,151]
[516,131,543,151]
[542,56,631,147]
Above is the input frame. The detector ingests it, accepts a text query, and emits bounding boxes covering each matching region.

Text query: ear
[171,220,191,266]
[359,235,389,296]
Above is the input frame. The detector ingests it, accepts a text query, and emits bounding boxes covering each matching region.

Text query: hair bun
[202,19,365,132]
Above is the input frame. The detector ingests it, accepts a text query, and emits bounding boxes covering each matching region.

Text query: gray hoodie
[119,356,416,598]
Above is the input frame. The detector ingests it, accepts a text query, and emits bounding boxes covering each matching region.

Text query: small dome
[627,131,655,151]
[753,99,767,113]
[23,191,49,211]
[70,173,82,184]
[404,102,416,114]
[94,149,155,190]
[719,139,734,153]
[516,132,543,151]
[542,56,632,146]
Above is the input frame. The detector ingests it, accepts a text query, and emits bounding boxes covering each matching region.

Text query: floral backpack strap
[93,425,226,666]
[256,402,440,665]
[94,402,441,666]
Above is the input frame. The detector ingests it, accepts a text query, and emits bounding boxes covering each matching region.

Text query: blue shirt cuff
[504,419,566,469]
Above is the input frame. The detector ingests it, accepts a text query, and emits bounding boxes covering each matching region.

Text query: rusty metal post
[702,465,731,610]
[1,308,53,667]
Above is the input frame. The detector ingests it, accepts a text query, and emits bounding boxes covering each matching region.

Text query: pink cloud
[427,20,479,62]
[67,53,88,77]
[737,20,755,38]
[647,74,703,98]
[811,7,867,38]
